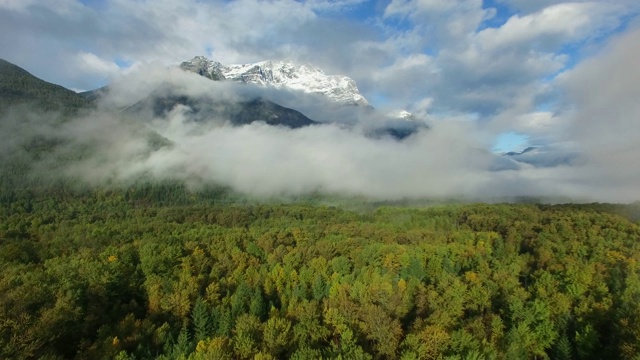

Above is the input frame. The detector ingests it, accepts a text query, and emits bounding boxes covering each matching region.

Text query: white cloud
[497,0,640,16]
[0,0,639,202]
[496,111,561,140]
[477,2,624,52]
[75,52,120,78]
[0,0,35,11]
[3,36,640,204]
[395,0,635,121]
[559,26,640,150]
[0,0,634,118]
[546,25,640,200]
[369,53,435,103]
[304,0,368,11]
[384,0,488,46]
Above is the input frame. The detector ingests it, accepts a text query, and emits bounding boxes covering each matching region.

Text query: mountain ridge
[0,58,422,140]
[180,56,369,106]
[0,58,90,114]
[134,91,318,129]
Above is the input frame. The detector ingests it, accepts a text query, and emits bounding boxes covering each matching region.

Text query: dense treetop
[1,187,639,359]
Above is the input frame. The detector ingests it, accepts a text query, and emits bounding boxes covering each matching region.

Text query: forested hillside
[0,59,89,114]
[1,188,639,359]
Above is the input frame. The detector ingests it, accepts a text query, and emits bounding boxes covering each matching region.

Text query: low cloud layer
[1,18,639,203]
[55,68,496,200]
[555,27,640,201]
[1,30,629,205]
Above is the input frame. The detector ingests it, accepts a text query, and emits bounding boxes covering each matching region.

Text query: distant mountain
[0,59,312,191]
[134,91,317,129]
[226,98,317,128]
[0,59,90,114]
[181,56,369,106]
[0,59,173,189]
[0,58,416,139]
[504,146,581,168]
[77,82,317,131]
[504,146,537,157]
[179,56,430,138]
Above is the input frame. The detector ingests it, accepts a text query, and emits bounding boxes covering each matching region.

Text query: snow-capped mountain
[180,56,369,106]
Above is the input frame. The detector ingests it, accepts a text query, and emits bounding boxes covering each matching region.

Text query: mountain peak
[181,56,369,106]
[179,56,224,81]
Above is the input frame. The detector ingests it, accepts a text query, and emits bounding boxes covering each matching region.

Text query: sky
[1,0,640,202]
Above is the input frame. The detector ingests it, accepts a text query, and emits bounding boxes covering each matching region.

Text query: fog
[62,74,498,199]
[3,29,639,203]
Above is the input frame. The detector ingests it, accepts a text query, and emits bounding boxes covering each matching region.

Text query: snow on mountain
[387,109,416,121]
[181,56,369,106]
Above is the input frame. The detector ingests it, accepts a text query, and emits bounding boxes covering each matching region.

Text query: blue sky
[1,0,639,154]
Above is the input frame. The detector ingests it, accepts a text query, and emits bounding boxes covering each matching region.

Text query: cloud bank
[0,1,639,202]
[4,32,629,204]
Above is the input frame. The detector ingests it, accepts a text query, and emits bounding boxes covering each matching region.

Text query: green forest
[1,186,640,359]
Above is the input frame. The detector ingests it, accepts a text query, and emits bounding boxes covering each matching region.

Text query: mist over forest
[2,1,640,359]
[3,32,640,204]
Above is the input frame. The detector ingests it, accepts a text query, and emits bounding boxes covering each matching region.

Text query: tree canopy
[1,188,639,359]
